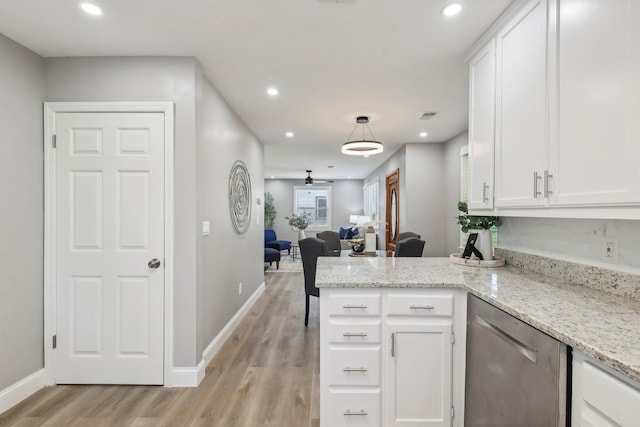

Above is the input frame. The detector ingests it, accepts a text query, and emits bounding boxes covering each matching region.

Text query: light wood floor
[0,271,320,427]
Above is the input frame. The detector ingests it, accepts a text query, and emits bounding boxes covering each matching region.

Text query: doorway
[44,102,174,385]
[385,168,400,256]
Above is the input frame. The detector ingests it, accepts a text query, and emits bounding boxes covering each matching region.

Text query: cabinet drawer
[581,361,640,425]
[326,348,380,386]
[326,322,381,344]
[325,391,380,426]
[387,294,453,316]
[327,293,381,316]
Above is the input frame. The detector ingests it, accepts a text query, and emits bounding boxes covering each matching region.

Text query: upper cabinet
[468,0,640,218]
[468,41,496,211]
[494,0,548,208]
[550,0,640,207]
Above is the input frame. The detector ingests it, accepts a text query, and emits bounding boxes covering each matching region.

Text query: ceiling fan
[303,170,334,186]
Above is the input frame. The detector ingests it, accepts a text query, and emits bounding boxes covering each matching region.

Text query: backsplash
[496,248,640,301]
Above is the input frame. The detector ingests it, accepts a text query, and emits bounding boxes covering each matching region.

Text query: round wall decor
[229,160,252,234]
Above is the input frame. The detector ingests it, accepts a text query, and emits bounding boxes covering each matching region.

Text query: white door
[54,112,165,384]
[387,323,453,426]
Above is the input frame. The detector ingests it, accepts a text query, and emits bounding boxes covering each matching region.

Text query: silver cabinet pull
[343,366,368,372]
[343,332,368,337]
[391,332,395,357]
[482,182,489,203]
[533,171,542,198]
[148,258,161,269]
[544,170,553,198]
[343,304,368,309]
[344,409,368,416]
[409,304,435,310]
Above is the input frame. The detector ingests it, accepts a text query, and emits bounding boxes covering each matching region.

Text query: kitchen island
[316,255,640,426]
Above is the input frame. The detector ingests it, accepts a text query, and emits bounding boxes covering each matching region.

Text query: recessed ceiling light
[348,176,352,179]
[267,87,279,96]
[271,176,275,179]
[286,132,294,138]
[442,3,462,16]
[80,2,103,15]
[420,132,428,137]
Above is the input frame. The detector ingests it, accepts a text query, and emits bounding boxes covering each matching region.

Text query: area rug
[265,255,303,273]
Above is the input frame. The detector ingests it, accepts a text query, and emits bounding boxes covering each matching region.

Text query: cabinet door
[387,323,453,427]
[494,0,548,208]
[468,41,496,210]
[551,0,640,206]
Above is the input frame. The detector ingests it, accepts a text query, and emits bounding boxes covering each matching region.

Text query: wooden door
[54,111,165,384]
[385,169,400,256]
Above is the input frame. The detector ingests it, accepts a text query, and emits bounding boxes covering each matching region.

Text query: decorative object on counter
[348,251,378,257]
[449,253,505,267]
[365,225,376,253]
[229,160,252,234]
[264,192,276,229]
[285,212,312,240]
[456,201,501,260]
[348,238,365,253]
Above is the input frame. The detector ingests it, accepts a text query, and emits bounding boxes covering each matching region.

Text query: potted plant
[264,192,277,229]
[456,201,501,260]
[285,212,312,241]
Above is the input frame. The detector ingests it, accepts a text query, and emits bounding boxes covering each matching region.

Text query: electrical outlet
[603,238,619,264]
[238,283,243,295]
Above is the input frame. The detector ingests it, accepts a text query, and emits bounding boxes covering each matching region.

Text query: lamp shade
[356,215,371,226]
[349,215,359,224]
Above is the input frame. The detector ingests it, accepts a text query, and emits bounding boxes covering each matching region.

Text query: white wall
[443,132,468,254]
[498,217,640,274]
[0,34,45,391]
[264,179,364,244]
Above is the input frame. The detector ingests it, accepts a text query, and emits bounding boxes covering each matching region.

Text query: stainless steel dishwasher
[465,294,568,427]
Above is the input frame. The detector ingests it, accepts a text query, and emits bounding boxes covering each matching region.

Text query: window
[293,186,331,229]
[363,178,379,222]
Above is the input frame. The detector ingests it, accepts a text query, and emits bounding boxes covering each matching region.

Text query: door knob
[148,258,161,269]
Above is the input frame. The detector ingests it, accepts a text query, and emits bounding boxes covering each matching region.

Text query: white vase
[473,229,493,261]
[298,229,306,241]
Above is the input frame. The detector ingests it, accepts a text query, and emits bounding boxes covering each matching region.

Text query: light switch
[202,221,210,236]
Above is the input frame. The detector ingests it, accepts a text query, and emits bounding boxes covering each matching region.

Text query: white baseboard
[0,369,45,415]
[170,282,265,388]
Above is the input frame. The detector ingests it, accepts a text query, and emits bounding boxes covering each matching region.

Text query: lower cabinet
[320,288,466,427]
[572,351,640,426]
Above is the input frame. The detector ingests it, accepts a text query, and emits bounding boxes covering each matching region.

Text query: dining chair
[299,237,328,326]
[394,237,425,257]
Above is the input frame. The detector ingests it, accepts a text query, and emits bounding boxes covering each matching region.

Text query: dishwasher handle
[474,314,538,364]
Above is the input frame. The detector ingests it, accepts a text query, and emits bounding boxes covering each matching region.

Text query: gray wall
[45,56,265,369]
[0,35,45,391]
[195,66,264,358]
[264,179,364,243]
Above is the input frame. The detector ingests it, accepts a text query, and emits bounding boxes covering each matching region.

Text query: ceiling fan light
[341,140,384,156]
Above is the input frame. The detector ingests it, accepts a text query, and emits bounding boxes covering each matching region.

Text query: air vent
[420,112,437,120]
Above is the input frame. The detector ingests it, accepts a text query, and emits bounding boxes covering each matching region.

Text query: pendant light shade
[341,116,384,156]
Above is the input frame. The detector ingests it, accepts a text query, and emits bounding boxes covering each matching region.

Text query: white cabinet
[320,289,465,427]
[550,0,640,207]
[572,351,640,426]
[386,293,454,427]
[494,0,549,208]
[468,40,496,210]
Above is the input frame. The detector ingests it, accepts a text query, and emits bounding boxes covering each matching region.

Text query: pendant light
[341,116,384,156]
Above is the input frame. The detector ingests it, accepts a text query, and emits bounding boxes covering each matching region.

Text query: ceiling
[0,0,512,180]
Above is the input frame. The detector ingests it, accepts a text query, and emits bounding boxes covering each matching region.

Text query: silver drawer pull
[343,366,368,372]
[343,304,368,309]
[409,304,435,310]
[343,332,368,337]
[344,409,368,416]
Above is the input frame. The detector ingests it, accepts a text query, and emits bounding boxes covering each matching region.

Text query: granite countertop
[315,256,640,383]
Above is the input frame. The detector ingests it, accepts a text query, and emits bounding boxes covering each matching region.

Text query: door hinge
[451,406,455,419]
[52,134,57,149]
[52,335,57,349]
[451,332,455,344]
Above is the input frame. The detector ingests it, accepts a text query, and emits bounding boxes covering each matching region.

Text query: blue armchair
[264,229,291,254]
